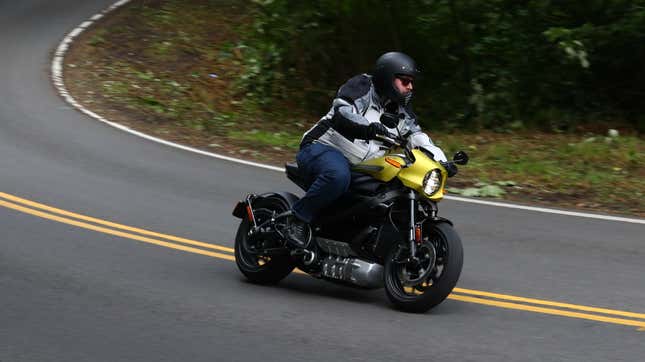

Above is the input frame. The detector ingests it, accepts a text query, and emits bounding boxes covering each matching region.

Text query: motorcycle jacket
[300,74,447,165]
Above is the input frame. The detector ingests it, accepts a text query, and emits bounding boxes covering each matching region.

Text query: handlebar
[374,134,405,148]
[374,133,416,163]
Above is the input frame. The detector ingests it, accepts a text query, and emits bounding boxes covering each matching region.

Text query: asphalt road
[1,1,644,361]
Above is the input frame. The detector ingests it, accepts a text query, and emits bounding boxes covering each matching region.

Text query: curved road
[1,1,644,361]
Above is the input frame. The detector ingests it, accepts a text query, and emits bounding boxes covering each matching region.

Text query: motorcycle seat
[285,162,307,190]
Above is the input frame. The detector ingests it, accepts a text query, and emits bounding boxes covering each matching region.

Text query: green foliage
[234,41,286,104]
[240,0,645,131]
[448,182,508,198]
[88,29,108,46]
[228,129,301,149]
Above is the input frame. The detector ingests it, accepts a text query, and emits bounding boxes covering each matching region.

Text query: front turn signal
[385,157,402,168]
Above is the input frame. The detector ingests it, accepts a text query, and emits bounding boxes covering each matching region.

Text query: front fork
[406,190,438,264]
[408,190,418,257]
[391,191,421,265]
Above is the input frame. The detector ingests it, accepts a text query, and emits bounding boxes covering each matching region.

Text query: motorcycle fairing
[357,149,447,200]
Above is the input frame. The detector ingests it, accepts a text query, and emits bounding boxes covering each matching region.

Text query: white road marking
[51,1,645,225]
[444,196,644,224]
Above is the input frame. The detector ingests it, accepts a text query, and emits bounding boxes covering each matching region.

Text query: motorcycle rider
[285,52,451,249]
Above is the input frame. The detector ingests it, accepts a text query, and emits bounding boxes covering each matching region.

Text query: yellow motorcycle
[233,131,468,313]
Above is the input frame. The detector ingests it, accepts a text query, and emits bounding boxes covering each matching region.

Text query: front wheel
[234,196,296,284]
[384,223,463,313]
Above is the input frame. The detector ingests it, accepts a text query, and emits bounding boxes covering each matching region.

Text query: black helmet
[372,52,420,106]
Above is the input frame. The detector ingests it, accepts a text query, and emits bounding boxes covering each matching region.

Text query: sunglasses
[396,76,414,86]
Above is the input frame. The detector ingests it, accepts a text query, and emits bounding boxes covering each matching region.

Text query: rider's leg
[292,143,351,223]
[284,143,350,248]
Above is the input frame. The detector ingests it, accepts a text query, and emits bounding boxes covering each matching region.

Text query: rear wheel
[384,223,463,313]
[234,197,295,284]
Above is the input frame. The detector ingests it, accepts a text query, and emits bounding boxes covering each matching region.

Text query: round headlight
[423,169,442,196]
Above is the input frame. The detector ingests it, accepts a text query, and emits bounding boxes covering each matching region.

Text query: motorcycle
[232,127,468,313]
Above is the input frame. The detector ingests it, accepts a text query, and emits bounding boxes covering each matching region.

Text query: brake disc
[398,242,437,287]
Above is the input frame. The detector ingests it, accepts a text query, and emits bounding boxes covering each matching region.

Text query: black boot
[285,214,312,249]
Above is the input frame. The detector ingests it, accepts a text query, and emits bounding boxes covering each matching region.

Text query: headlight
[423,169,442,196]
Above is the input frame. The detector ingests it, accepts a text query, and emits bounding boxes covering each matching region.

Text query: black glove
[367,123,389,140]
[440,161,458,177]
[379,112,399,128]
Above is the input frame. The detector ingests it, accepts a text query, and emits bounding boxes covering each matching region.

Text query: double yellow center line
[1,191,644,330]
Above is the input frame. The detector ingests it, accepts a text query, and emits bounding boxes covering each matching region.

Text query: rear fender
[232,192,300,219]
[232,201,247,219]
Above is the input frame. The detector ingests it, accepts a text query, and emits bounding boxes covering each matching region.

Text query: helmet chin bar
[378,88,413,107]
[392,87,413,106]
[401,91,413,106]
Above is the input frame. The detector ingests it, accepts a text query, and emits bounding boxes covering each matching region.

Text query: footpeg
[290,249,316,265]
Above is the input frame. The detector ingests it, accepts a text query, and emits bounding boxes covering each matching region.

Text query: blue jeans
[292,143,351,223]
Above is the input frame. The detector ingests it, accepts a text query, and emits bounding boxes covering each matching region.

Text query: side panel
[315,189,408,226]
[354,154,406,182]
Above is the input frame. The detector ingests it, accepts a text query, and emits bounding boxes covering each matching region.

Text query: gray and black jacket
[300,74,446,164]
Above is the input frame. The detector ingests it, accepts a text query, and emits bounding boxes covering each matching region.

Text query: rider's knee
[326,167,350,194]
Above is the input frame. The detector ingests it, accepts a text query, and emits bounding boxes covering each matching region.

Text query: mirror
[453,151,469,165]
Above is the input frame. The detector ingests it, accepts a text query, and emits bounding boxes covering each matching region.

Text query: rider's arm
[331,75,374,141]
[332,98,372,140]
[408,132,448,163]
[404,110,448,162]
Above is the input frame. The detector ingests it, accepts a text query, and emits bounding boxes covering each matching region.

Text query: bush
[240,0,645,132]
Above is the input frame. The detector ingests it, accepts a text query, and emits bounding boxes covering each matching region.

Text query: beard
[400,91,413,106]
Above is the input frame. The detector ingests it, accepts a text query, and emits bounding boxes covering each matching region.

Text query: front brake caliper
[393,245,411,264]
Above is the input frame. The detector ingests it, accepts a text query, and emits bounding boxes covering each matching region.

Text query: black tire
[234,197,296,284]
[384,223,463,313]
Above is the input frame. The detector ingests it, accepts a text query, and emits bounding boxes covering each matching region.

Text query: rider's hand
[367,123,389,140]
[379,112,399,128]
[440,161,458,177]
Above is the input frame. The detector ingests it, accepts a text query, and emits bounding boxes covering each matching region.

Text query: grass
[62,0,644,217]
[88,29,108,46]
[435,132,644,208]
[228,129,301,150]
